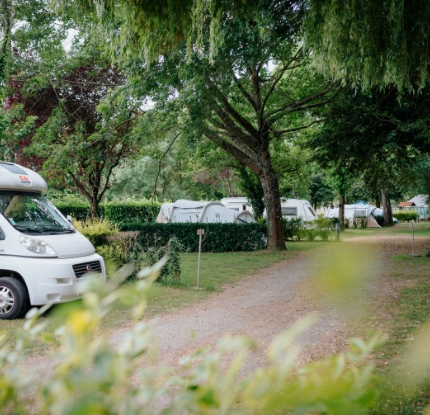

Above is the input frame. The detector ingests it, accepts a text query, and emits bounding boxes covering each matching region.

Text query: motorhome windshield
[0,191,74,234]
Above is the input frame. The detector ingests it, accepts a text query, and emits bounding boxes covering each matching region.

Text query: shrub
[73,218,119,246]
[119,222,267,252]
[55,200,162,223]
[139,237,182,284]
[354,216,367,229]
[283,217,305,241]
[55,202,92,220]
[0,261,383,414]
[97,231,140,274]
[393,210,419,222]
[284,217,333,241]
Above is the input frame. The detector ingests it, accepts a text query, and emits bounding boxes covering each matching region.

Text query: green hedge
[392,210,419,222]
[119,222,267,252]
[54,201,162,223]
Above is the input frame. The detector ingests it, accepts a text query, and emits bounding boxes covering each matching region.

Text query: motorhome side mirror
[0,227,5,240]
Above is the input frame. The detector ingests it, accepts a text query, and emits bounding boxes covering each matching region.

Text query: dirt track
[26,232,429,379]
[109,233,429,370]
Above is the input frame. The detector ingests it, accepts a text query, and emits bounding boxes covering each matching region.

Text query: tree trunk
[381,189,394,226]
[425,175,430,218]
[90,198,99,219]
[339,194,345,230]
[375,193,381,208]
[259,164,286,250]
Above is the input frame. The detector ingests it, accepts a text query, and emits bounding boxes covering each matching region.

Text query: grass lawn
[370,252,430,414]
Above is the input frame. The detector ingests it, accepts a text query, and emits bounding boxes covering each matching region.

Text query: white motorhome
[0,161,106,319]
[156,200,255,224]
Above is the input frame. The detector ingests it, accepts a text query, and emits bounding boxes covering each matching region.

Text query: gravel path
[110,232,430,370]
[27,232,430,377]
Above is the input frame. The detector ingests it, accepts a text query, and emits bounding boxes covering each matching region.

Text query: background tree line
[0,0,430,245]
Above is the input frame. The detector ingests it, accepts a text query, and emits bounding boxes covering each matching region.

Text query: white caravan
[279,198,317,221]
[156,199,255,224]
[324,202,382,228]
[0,161,106,319]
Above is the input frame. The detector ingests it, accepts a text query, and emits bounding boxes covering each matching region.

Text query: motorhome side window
[0,191,74,234]
[282,207,297,216]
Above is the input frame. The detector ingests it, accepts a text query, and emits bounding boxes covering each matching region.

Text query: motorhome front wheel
[0,277,30,319]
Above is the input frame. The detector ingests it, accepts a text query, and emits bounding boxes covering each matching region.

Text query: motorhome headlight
[19,235,57,255]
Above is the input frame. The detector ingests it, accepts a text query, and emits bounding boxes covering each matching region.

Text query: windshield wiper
[39,227,75,234]
[14,226,44,233]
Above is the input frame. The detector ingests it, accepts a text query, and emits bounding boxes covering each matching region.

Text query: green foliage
[97,231,140,274]
[0,259,383,414]
[283,217,305,241]
[102,201,162,223]
[283,217,333,241]
[140,237,182,284]
[73,218,118,246]
[353,216,367,229]
[55,200,162,223]
[305,0,430,91]
[119,223,267,252]
[235,163,265,219]
[392,211,419,222]
[56,202,92,221]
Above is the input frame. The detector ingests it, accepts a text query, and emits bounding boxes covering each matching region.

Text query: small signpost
[196,229,204,289]
[412,220,415,256]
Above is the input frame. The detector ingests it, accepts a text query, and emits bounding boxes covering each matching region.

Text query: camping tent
[221,197,317,221]
[220,197,253,214]
[156,200,255,224]
[324,202,381,228]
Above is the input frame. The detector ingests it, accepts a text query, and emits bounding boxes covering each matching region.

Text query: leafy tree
[308,172,335,210]
[305,0,430,91]
[19,62,140,218]
[77,0,336,249]
[235,164,265,220]
[307,87,426,226]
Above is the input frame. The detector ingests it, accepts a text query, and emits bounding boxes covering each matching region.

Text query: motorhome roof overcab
[0,161,106,319]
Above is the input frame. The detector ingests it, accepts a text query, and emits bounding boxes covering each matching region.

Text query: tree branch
[152,132,181,200]
[261,47,303,114]
[272,118,328,137]
[266,82,338,121]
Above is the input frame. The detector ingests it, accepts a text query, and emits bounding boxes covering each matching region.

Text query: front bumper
[16,253,106,305]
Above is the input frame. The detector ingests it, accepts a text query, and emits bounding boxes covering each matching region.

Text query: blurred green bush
[393,210,419,222]
[0,260,384,415]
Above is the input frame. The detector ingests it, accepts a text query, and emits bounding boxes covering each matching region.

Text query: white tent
[324,202,381,228]
[408,194,428,207]
[221,197,317,221]
[156,200,255,224]
[220,197,253,214]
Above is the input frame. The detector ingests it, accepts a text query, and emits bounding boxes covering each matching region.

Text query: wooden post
[196,229,204,288]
